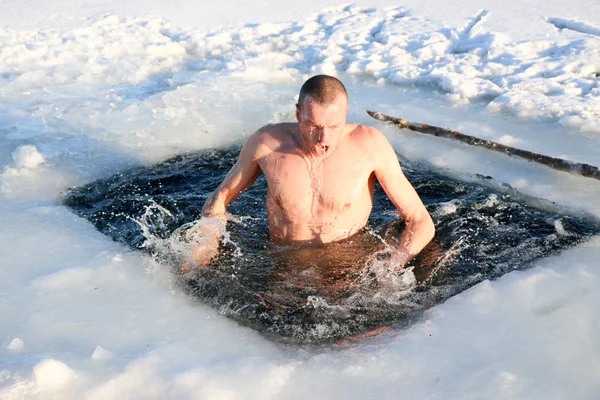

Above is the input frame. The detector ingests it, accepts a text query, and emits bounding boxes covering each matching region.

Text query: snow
[7,338,24,351]
[1,0,600,398]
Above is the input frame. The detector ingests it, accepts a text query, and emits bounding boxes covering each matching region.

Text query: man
[188,75,435,270]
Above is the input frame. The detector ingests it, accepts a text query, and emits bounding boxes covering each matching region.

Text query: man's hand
[388,249,411,272]
[178,218,226,273]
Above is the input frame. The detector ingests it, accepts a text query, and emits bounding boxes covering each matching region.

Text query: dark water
[63,146,600,343]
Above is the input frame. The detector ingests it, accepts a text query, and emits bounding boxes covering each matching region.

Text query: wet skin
[197,93,435,268]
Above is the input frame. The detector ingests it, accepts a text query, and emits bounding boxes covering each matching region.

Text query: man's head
[296,75,349,157]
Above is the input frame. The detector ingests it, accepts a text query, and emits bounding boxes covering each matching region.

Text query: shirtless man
[189,75,435,270]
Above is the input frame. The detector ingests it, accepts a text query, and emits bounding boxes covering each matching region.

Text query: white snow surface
[1,1,600,399]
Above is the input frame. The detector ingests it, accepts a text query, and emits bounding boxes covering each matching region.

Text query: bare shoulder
[243,122,297,159]
[346,124,398,172]
[347,124,393,151]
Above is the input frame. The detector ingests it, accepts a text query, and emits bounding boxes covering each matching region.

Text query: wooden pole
[367,109,600,181]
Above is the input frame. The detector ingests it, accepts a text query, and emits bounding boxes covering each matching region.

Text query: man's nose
[316,128,330,142]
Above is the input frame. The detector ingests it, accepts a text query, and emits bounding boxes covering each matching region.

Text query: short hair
[297,75,348,110]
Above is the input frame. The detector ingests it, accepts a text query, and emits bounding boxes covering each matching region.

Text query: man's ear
[295,103,301,121]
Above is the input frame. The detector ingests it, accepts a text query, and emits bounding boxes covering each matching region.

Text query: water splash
[130,200,232,271]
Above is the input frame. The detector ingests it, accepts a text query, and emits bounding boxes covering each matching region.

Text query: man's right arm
[201,131,264,218]
[184,129,266,270]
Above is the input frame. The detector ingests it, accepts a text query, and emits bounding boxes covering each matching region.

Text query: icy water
[63,145,600,343]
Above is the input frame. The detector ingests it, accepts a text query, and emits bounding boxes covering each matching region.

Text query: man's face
[296,94,348,157]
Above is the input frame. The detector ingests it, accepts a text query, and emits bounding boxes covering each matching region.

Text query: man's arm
[370,128,435,267]
[201,132,263,218]
[184,130,264,270]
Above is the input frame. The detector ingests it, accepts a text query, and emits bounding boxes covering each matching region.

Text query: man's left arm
[370,128,436,267]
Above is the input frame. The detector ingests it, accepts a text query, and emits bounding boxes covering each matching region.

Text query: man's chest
[260,151,373,213]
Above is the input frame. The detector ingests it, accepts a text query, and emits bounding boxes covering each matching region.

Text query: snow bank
[0,5,598,180]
